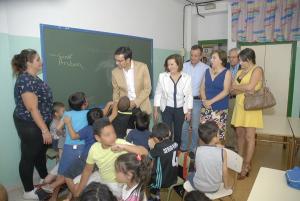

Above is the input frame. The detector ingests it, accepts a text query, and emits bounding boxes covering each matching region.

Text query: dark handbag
[244,67,276,110]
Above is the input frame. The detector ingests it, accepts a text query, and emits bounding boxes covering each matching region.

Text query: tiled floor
[8,141,300,201]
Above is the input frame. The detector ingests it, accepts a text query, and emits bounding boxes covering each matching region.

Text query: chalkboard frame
[39,24,153,104]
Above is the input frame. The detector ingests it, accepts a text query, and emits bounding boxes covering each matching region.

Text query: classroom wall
[0,0,182,188]
[191,2,228,44]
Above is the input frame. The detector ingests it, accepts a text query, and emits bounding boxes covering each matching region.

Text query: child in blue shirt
[42,92,89,193]
[42,102,113,194]
[63,108,103,200]
[126,111,151,150]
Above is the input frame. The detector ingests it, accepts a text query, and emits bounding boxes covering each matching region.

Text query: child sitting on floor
[187,121,232,193]
[148,123,179,201]
[50,102,66,158]
[112,96,136,138]
[74,118,148,198]
[126,111,151,150]
[79,182,117,201]
[115,153,151,201]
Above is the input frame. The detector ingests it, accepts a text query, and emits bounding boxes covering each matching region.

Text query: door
[264,44,292,116]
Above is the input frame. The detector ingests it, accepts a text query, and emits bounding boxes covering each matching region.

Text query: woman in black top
[12,49,53,199]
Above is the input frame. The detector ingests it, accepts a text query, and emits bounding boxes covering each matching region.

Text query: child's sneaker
[41,184,54,193]
[23,189,38,200]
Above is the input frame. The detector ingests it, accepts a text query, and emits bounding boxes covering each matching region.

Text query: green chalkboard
[40,24,153,108]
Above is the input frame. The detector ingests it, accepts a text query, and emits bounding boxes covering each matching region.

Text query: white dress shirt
[154,72,193,113]
[122,61,136,100]
[183,61,209,97]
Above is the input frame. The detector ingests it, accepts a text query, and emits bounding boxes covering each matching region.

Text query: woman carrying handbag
[230,48,263,179]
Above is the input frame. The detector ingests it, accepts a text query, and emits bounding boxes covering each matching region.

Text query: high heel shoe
[238,163,251,180]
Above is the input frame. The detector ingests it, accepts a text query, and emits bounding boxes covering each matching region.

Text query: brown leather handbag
[244,67,276,110]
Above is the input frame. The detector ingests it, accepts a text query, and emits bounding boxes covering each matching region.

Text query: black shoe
[35,188,52,201]
[174,185,185,198]
[189,151,195,160]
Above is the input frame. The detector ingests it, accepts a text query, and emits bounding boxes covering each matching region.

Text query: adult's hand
[42,130,52,144]
[184,112,191,122]
[203,100,212,109]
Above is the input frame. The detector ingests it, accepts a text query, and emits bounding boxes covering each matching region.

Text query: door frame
[238,41,297,117]
[198,39,228,46]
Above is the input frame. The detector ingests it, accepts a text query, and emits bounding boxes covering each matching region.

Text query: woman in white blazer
[153,54,193,146]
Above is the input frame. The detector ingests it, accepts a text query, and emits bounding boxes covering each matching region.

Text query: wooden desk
[256,115,294,168]
[247,167,300,201]
[288,117,300,165]
[288,117,300,138]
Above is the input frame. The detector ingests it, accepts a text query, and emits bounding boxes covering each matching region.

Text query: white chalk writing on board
[50,53,84,70]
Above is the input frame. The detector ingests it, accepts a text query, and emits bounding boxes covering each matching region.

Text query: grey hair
[229,48,240,54]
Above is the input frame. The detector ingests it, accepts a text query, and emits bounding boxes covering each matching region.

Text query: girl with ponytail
[115,153,152,201]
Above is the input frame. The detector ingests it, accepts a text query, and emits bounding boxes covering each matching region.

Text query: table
[288,117,300,165]
[256,115,294,168]
[247,167,300,201]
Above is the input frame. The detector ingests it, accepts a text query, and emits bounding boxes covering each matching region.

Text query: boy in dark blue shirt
[126,111,151,150]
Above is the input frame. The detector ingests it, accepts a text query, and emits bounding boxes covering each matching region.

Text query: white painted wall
[0,3,8,33]
[184,5,193,55]
[1,0,183,50]
[191,1,228,45]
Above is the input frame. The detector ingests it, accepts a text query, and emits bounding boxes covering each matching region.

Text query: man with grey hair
[226,48,241,150]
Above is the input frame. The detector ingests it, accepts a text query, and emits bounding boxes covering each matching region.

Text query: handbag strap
[250,65,265,88]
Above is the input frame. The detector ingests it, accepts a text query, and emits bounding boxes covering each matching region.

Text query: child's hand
[107,101,114,106]
[130,101,136,109]
[63,116,71,124]
[111,144,124,152]
[148,138,156,149]
[105,101,114,109]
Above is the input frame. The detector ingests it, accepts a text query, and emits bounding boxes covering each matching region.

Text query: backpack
[285,166,300,190]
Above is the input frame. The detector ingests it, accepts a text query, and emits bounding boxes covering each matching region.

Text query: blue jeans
[181,99,202,152]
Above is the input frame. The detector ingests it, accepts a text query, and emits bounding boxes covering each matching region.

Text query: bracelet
[41,129,48,134]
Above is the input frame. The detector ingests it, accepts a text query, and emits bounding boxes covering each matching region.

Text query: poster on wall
[199,40,227,66]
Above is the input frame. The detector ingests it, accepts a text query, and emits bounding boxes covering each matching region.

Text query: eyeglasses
[228,56,238,59]
[115,59,125,63]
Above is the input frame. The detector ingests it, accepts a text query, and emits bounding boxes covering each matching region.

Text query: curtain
[231,0,300,42]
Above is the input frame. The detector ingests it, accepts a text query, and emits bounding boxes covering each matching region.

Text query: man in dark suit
[226,48,241,150]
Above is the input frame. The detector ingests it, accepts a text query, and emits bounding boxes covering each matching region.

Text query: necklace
[212,67,222,75]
